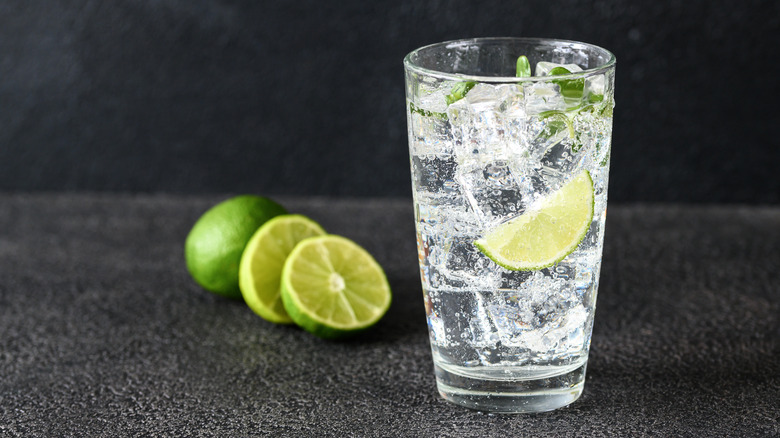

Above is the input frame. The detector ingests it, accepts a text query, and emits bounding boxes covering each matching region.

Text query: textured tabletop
[1,194,778,437]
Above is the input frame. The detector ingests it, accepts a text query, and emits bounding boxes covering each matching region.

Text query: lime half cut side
[280,235,392,339]
[475,170,595,271]
[239,215,326,324]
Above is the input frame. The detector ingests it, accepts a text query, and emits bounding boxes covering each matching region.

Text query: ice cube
[487,271,589,352]
[411,155,458,194]
[499,269,534,290]
[537,140,588,191]
[444,236,500,286]
[428,290,500,351]
[416,201,452,269]
[520,109,595,195]
[415,188,489,291]
[417,88,449,113]
[424,289,447,345]
[421,263,469,292]
[446,83,503,155]
[409,89,452,156]
[524,82,566,115]
[519,303,589,354]
[526,113,570,153]
[409,112,451,155]
[487,272,571,347]
[585,74,606,97]
[532,62,587,109]
[457,159,527,224]
[463,82,500,105]
[495,84,524,115]
[522,113,573,199]
[535,61,583,76]
[415,189,472,264]
[495,84,528,155]
[574,111,611,164]
[485,293,537,347]
[468,293,500,349]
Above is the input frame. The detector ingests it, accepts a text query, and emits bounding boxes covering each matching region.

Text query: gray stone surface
[0,194,778,437]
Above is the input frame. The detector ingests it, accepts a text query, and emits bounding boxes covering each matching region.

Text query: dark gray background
[1,1,778,203]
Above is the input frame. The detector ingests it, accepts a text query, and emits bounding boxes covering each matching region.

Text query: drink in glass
[403,38,615,413]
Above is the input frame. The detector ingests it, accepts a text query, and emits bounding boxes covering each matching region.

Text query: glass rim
[403,37,616,83]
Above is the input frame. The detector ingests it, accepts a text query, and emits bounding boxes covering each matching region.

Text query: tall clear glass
[404,38,615,413]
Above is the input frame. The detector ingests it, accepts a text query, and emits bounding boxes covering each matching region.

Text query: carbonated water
[407,59,614,411]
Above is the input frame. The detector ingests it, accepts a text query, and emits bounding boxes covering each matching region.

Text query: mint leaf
[548,66,572,76]
[549,67,585,100]
[409,102,447,120]
[539,110,575,140]
[516,55,531,78]
[588,93,604,104]
[445,81,476,105]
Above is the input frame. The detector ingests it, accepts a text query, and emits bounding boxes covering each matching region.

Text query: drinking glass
[404,38,615,413]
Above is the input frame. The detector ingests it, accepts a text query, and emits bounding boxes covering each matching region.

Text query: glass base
[434,361,587,413]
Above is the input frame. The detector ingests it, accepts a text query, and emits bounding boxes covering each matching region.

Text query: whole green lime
[185,195,287,299]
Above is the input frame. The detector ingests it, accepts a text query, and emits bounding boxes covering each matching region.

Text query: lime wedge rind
[239,214,326,324]
[475,171,595,271]
[281,235,392,339]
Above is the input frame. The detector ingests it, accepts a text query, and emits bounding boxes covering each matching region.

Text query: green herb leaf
[445,81,476,105]
[409,102,447,120]
[549,67,585,100]
[588,93,604,104]
[516,56,531,78]
[539,110,575,139]
[600,150,610,167]
[599,101,613,118]
[548,66,572,76]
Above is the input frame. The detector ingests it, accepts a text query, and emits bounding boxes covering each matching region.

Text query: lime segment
[281,235,392,339]
[239,215,326,324]
[475,171,594,271]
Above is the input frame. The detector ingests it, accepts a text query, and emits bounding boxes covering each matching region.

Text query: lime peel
[475,171,594,271]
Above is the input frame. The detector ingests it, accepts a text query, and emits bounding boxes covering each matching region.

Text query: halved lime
[239,215,326,324]
[475,171,594,271]
[280,235,392,339]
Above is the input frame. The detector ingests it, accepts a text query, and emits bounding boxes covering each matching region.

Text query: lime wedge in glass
[239,214,326,324]
[280,235,392,339]
[475,171,594,271]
